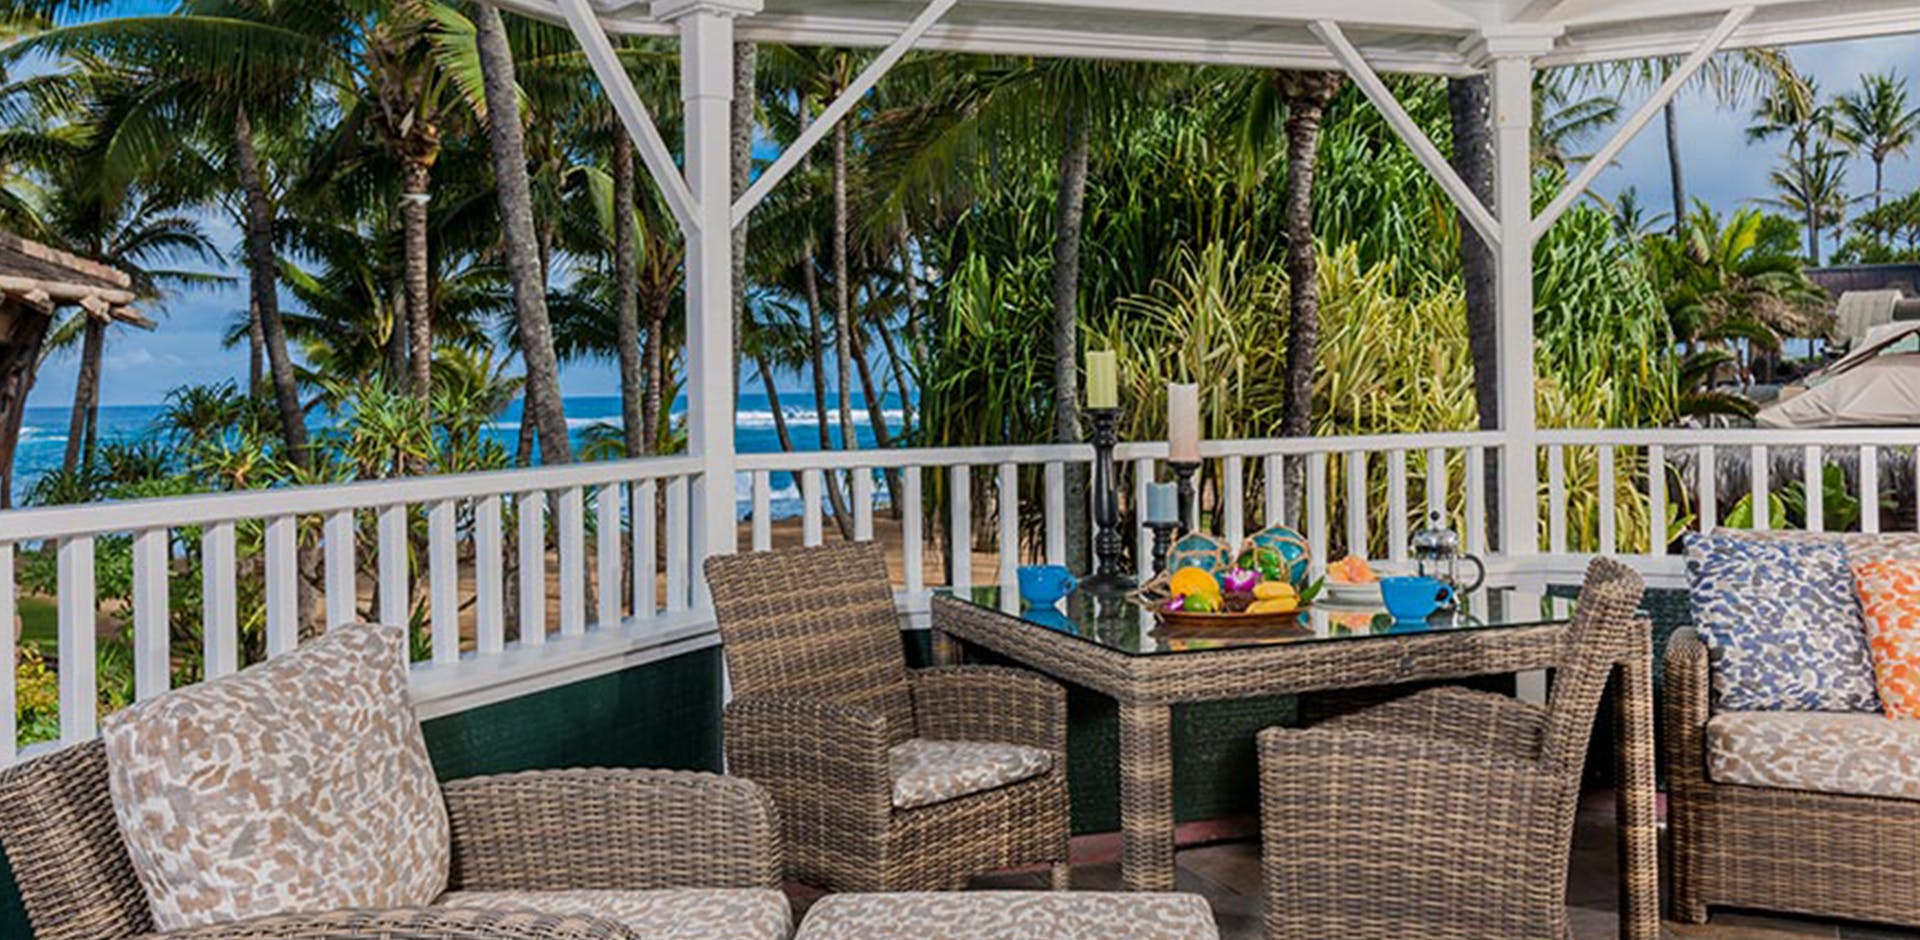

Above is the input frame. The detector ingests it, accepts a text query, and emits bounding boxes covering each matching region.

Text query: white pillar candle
[1167,383,1201,464]
[1145,481,1179,524]
[1085,350,1118,410]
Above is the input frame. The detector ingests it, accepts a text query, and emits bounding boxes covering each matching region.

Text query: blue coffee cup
[1380,575,1456,622]
[1017,565,1078,606]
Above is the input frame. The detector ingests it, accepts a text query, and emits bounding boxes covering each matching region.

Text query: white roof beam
[1530,5,1751,242]
[556,0,701,234]
[1312,20,1501,250]
[731,0,955,228]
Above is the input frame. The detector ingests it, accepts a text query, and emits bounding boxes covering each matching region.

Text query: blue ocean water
[15,392,907,519]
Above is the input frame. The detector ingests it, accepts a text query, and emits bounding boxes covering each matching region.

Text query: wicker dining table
[930,584,1657,940]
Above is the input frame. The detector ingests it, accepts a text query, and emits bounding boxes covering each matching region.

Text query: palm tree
[1271,71,1344,448]
[1835,70,1920,212]
[1651,203,1828,378]
[472,1,568,462]
[1765,141,1851,265]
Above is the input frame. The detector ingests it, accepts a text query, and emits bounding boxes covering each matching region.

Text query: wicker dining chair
[1256,557,1646,940]
[705,541,1071,893]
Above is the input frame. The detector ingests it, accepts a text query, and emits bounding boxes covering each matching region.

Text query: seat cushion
[1684,532,1879,712]
[1707,710,1920,800]
[888,739,1053,809]
[795,891,1218,940]
[439,889,791,940]
[101,624,449,932]
[1850,558,1920,718]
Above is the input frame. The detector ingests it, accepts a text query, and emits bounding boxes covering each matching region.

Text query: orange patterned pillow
[1852,558,1920,719]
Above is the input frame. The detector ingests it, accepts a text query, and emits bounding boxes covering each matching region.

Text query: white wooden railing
[0,456,702,763]
[13,423,1918,763]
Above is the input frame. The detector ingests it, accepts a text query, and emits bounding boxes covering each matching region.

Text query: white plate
[1321,581,1384,607]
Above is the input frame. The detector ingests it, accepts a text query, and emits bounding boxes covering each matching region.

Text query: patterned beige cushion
[439,889,791,940]
[1707,710,1920,800]
[888,739,1053,810]
[795,891,1218,940]
[102,624,449,932]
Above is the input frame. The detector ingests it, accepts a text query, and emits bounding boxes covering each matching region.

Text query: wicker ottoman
[794,891,1219,940]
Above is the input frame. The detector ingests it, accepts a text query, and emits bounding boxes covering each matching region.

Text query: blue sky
[31,20,1920,406]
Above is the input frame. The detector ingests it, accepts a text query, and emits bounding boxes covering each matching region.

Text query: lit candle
[1167,383,1200,464]
[1145,481,1179,524]
[1085,350,1118,410]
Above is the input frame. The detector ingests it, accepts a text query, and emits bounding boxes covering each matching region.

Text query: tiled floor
[952,793,1920,939]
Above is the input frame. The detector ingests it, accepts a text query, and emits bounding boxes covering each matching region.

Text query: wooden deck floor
[930,792,1920,939]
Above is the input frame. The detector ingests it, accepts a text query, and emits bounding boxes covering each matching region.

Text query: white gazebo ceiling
[497,0,1920,74]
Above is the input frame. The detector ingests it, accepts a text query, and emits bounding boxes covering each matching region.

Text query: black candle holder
[1146,521,1180,576]
[1169,460,1201,535]
[1082,408,1133,593]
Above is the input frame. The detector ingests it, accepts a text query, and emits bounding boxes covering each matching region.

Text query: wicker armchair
[705,542,1070,892]
[0,738,783,940]
[1665,626,1920,927]
[1257,557,1646,940]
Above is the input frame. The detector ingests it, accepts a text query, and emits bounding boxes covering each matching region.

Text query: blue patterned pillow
[1684,532,1879,712]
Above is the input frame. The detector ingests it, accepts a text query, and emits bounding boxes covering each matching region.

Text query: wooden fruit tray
[1154,604,1308,631]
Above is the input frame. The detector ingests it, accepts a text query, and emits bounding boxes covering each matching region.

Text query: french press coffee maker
[1411,510,1485,596]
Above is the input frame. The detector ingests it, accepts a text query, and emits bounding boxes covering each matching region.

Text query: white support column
[1474,31,1557,558]
[658,0,758,603]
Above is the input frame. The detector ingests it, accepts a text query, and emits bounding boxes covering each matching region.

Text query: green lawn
[17,596,54,649]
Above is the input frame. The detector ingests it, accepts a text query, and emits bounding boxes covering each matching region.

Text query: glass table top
[940,585,1575,656]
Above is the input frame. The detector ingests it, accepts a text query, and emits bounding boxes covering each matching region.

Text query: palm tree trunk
[732,41,756,400]
[1052,101,1093,572]
[386,283,408,389]
[1449,75,1501,548]
[852,324,905,518]
[612,132,645,459]
[1875,157,1887,213]
[63,315,103,475]
[234,105,309,472]
[1664,100,1686,231]
[643,294,667,455]
[1276,73,1343,509]
[476,1,570,464]
[756,352,795,453]
[831,121,860,540]
[402,157,434,402]
[247,301,264,393]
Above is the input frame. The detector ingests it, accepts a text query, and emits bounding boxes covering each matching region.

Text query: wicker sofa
[0,738,787,940]
[1666,530,1920,928]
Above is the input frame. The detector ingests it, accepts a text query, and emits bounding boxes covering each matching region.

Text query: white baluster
[903,466,924,594]
[1751,445,1770,531]
[997,463,1019,591]
[852,468,874,542]
[1386,450,1409,563]
[950,464,973,591]
[378,505,409,632]
[1344,451,1368,560]
[1597,446,1617,555]
[752,472,772,551]
[202,521,238,678]
[57,535,96,742]
[632,480,657,619]
[475,495,505,655]
[665,476,689,613]
[131,528,169,700]
[1803,445,1823,532]
[264,515,298,657]
[1223,458,1245,549]
[802,468,823,547]
[0,544,12,763]
[597,484,622,627]
[518,492,547,644]
[1698,445,1717,532]
[1264,454,1286,528]
[558,487,587,633]
[1307,453,1329,576]
[1465,446,1488,558]
[1425,446,1448,521]
[1862,446,1880,534]
[322,510,355,632]
[1648,444,1667,556]
[1547,446,1567,555]
[429,500,459,663]
[1044,462,1066,566]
